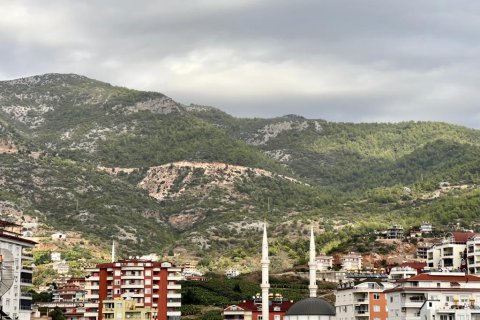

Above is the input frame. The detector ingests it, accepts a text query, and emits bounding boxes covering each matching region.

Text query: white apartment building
[385,272,480,320]
[388,266,417,282]
[316,254,333,271]
[467,236,480,275]
[341,252,362,271]
[427,232,475,271]
[336,280,395,320]
[0,222,36,320]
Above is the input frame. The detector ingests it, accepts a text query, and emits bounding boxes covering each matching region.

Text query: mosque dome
[284,297,336,319]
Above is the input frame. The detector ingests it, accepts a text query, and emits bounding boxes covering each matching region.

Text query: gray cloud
[1,0,480,127]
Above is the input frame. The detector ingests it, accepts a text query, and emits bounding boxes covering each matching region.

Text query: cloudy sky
[2,0,480,127]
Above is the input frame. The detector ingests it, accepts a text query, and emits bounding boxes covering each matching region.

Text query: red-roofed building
[385,272,480,320]
[223,296,294,320]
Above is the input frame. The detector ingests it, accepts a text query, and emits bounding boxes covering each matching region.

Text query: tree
[49,307,66,320]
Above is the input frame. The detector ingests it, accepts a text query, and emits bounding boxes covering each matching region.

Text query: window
[145,279,151,285]
[257,316,262,320]
[373,293,380,300]
[274,316,280,320]
[145,270,151,276]
[114,270,121,276]
[145,297,151,303]
[390,296,393,303]
[145,288,151,294]
[373,306,380,312]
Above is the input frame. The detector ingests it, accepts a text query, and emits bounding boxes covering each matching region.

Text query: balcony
[20,278,33,286]
[167,311,181,317]
[167,275,182,281]
[121,275,144,280]
[167,293,181,299]
[167,302,181,308]
[21,253,33,260]
[122,284,144,289]
[84,312,99,317]
[167,284,181,290]
[20,292,32,300]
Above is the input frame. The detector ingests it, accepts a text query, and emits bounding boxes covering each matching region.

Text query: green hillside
[1,73,480,267]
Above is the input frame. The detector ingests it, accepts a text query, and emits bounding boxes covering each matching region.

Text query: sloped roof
[450,232,477,243]
[405,273,480,282]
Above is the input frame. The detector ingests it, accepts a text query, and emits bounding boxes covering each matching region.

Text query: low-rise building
[223,296,294,320]
[316,254,333,271]
[387,225,404,240]
[385,272,480,320]
[341,252,362,271]
[335,279,395,320]
[388,266,417,282]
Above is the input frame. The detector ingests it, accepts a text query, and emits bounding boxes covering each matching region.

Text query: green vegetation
[2,74,480,266]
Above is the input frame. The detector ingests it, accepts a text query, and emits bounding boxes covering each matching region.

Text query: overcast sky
[2,0,480,128]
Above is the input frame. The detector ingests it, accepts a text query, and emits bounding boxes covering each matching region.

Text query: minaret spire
[111,240,115,263]
[261,222,270,320]
[308,225,318,297]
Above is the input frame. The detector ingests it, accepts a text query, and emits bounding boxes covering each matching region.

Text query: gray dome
[286,297,336,316]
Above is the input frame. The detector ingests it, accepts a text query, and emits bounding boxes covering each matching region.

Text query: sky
[2,0,480,128]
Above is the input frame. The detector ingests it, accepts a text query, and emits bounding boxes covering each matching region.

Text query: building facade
[223,296,294,320]
[341,252,362,271]
[0,221,36,320]
[316,254,333,271]
[85,260,181,320]
[335,280,394,320]
[426,232,475,271]
[102,299,154,320]
[385,272,480,320]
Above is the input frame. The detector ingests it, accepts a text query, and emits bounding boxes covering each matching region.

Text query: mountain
[2,73,480,267]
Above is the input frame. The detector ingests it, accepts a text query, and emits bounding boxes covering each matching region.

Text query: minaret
[308,226,318,297]
[111,240,115,263]
[261,222,270,320]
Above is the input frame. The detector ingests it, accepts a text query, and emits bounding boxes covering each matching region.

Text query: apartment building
[427,232,474,271]
[0,220,36,320]
[85,260,181,320]
[102,299,154,320]
[388,267,417,282]
[335,279,394,320]
[341,252,362,271]
[385,272,480,320]
[316,254,334,271]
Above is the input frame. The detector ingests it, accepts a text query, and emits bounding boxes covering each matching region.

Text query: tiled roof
[406,273,480,282]
[450,232,477,243]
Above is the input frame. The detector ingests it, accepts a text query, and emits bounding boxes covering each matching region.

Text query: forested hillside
[1,73,480,268]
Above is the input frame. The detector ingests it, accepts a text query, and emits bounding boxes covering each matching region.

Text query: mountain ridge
[2,73,480,269]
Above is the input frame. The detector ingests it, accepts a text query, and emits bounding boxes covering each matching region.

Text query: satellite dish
[0,248,14,297]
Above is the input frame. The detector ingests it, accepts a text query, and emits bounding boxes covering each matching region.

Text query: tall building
[85,260,182,320]
[335,279,395,320]
[0,220,36,320]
